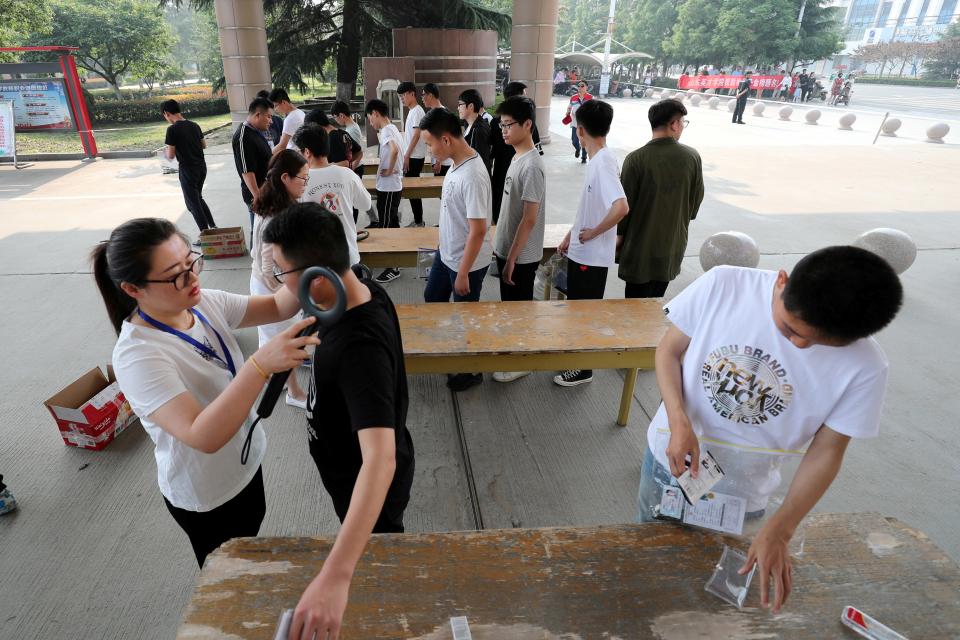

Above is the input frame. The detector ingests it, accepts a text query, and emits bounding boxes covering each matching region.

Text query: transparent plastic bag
[417,248,436,280]
[652,428,808,555]
[706,545,756,609]
[534,252,568,300]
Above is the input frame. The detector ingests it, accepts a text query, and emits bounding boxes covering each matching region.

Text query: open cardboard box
[43,366,137,450]
[199,226,247,259]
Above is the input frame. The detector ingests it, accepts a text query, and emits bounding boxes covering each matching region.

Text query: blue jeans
[424,252,487,303]
[571,127,581,157]
[636,445,679,523]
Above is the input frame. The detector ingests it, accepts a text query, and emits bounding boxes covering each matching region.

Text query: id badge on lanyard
[138,308,237,377]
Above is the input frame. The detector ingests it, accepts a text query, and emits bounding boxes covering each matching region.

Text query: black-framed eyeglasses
[292,174,309,184]
[273,264,306,284]
[682,118,691,127]
[498,120,520,131]
[144,252,203,290]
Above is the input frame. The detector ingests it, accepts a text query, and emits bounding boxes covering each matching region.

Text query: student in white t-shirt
[268,88,305,157]
[398,82,427,227]
[640,247,903,613]
[555,99,629,388]
[251,149,310,408]
[419,107,493,392]
[92,218,320,567]
[364,99,405,284]
[421,83,453,176]
[293,123,371,267]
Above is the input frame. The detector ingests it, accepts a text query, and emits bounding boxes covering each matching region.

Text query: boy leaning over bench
[638,246,903,613]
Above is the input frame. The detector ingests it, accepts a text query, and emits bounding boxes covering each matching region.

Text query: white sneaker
[493,371,531,383]
[285,393,307,409]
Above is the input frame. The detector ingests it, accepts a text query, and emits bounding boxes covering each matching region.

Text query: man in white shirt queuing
[421,83,453,177]
[364,99,406,284]
[639,247,903,614]
[398,82,428,228]
[294,124,371,269]
[268,88,306,157]
[555,99,629,387]
[419,107,493,392]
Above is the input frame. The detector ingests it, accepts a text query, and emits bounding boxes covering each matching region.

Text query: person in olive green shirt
[616,99,704,298]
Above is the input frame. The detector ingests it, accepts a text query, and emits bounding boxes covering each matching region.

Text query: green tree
[194,8,224,86]
[667,0,722,71]
[792,0,844,70]
[923,22,960,79]
[715,0,796,66]
[624,0,679,74]
[0,0,53,62]
[28,0,175,99]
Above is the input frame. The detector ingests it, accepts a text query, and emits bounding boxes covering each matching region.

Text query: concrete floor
[0,95,958,639]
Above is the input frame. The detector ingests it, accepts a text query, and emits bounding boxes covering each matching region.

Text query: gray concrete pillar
[214,0,272,127]
[511,0,559,145]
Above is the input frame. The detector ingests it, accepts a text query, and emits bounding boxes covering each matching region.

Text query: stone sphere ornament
[778,105,793,120]
[727,99,736,112]
[645,88,655,98]
[699,232,761,272]
[804,109,821,125]
[925,122,950,143]
[881,118,902,136]
[690,94,702,106]
[708,96,720,109]
[838,113,856,131]
[622,88,633,98]
[852,228,917,274]
[752,102,766,116]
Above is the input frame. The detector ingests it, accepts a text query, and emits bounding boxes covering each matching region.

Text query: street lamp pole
[600,0,617,96]
[787,0,809,72]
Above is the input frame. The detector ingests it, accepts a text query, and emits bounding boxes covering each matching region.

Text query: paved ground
[0,95,957,639]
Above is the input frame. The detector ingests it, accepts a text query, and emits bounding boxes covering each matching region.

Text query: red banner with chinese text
[677,75,786,91]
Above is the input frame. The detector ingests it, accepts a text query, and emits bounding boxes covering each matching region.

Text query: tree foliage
[27,0,175,99]
[923,21,960,79]
[0,0,53,62]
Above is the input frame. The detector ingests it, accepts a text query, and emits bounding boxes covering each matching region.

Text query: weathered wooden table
[177,513,960,639]
[359,224,569,269]
[363,175,445,199]
[397,298,667,426]
[362,156,436,175]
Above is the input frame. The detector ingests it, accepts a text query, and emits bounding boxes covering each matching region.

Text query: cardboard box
[199,226,247,259]
[44,366,137,450]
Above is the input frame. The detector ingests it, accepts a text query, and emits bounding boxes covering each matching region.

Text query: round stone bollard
[778,105,793,121]
[708,96,720,110]
[752,102,766,116]
[699,232,761,272]
[881,117,902,137]
[853,228,917,274]
[645,88,655,98]
[727,99,736,112]
[838,113,856,131]
[622,88,633,98]
[804,109,821,125]
[690,94,702,107]
[925,122,950,143]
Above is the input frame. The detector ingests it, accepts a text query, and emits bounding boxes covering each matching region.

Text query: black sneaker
[447,373,483,392]
[553,369,593,387]
[374,268,401,284]
[574,149,580,158]
[581,156,587,164]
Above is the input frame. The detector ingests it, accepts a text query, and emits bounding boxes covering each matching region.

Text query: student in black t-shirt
[232,98,274,237]
[304,109,361,168]
[263,202,414,639]
[162,99,217,237]
[256,89,284,147]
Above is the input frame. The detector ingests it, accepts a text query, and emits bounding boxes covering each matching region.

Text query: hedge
[89,95,229,125]
[855,77,956,87]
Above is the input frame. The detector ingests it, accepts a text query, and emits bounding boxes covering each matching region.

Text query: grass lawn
[14,113,232,155]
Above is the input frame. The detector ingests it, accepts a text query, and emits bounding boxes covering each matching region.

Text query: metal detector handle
[253,267,347,421]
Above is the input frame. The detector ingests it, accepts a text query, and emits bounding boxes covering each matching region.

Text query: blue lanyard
[138,308,237,377]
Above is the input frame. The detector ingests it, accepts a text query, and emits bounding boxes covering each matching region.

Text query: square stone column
[214,0,272,127]
[511,0,559,144]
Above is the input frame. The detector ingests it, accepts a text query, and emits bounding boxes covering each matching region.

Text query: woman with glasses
[91,218,320,567]
[563,81,593,164]
[251,149,310,408]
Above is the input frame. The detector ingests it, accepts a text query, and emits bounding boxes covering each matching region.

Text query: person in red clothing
[563,82,593,163]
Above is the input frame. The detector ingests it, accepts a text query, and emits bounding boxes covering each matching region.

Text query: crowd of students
[90,81,907,638]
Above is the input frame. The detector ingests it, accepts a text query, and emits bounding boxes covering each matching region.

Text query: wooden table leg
[617,368,638,427]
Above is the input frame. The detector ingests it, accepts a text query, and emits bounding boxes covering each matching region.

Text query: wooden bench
[362,156,436,175]
[362,175,444,199]
[397,298,667,426]
[359,223,570,269]
[177,512,960,639]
